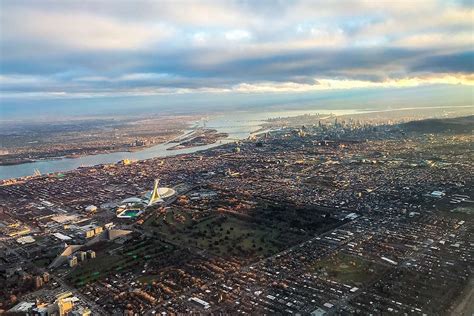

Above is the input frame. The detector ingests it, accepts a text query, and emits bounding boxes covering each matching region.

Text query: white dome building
[144,179,176,205]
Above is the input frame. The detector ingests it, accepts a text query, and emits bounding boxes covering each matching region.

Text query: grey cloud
[1,46,472,94]
[0,0,472,96]
[411,51,474,73]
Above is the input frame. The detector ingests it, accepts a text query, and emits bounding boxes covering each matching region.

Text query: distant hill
[400,115,473,134]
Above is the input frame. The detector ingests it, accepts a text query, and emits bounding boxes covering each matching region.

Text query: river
[0,109,362,180]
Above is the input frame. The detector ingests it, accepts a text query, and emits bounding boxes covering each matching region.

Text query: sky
[0,0,473,117]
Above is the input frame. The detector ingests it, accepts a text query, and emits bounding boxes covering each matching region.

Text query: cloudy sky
[0,0,473,109]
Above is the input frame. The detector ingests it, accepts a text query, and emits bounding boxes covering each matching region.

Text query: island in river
[0,115,200,166]
[166,128,229,150]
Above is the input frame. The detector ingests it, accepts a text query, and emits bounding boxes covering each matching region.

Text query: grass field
[147,209,288,258]
[67,239,173,287]
[437,202,474,221]
[189,215,281,257]
[312,252,388,285]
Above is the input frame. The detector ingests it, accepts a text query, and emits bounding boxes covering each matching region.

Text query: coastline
[0,114,200,168]
[0,142,169,167]
[0,106,470,181]
[166,129,229,151]
[0,144,165,167]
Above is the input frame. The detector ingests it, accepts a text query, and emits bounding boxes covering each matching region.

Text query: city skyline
[0,0,473,112]
[0,2,472,315]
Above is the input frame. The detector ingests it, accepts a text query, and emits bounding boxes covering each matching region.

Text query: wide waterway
[0,109,363,180]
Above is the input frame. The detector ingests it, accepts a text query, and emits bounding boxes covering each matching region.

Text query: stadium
[116,179,176,218]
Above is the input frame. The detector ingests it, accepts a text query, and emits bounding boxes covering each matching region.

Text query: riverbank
[1,106,457,180]
[167,129,229,151]
[0,115,196,166]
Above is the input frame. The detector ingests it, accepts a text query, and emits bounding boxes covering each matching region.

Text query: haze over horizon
[0,3,474,314]
[0,0,473,119]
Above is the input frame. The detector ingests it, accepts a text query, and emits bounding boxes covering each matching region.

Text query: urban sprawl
[0,115,472,315]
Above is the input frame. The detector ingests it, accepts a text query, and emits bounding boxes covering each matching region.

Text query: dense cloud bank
[0,0,473,98]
